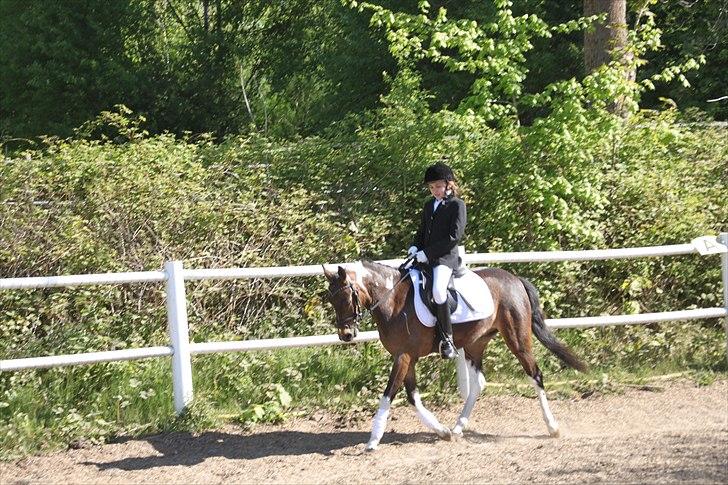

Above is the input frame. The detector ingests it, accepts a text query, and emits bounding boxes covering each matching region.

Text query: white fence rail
[1,234,727,414]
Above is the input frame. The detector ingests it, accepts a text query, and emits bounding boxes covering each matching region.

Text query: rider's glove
[407,246,418,257]
[415,250,428,263]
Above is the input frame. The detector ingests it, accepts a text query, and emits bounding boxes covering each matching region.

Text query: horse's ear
[337,266,349,281]
[322,265,335,280]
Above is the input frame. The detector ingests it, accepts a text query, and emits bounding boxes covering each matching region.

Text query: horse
[323,260,586,451]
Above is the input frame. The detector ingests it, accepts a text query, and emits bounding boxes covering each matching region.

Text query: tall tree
[0,0,146,139]
[640,0,728,120]
[583,0,629,73]
[583,0,633,115]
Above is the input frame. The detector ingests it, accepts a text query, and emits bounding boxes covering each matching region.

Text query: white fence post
[719,232,728,363]
[165,260,193,414]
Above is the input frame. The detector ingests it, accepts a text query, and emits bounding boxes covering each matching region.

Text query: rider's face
[427,180,448,199]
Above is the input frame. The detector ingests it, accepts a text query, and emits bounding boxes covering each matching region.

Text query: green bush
[1,1,725,458]
[2,105,725,458]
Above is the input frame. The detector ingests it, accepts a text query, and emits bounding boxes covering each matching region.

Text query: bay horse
[323,260,586,451]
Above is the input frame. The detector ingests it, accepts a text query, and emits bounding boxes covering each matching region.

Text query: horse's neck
[360,263,406,320]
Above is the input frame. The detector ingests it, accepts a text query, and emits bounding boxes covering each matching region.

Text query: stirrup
[439,338,457,360]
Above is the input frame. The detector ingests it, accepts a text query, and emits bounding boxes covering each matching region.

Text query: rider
[408,161,467,360]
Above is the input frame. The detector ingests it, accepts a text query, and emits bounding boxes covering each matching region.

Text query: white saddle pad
[409,268,494,327]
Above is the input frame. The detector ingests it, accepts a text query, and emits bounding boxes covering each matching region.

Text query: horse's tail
[519,277,587,372]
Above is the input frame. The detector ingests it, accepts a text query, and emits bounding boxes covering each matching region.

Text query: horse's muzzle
[338,327,357,342]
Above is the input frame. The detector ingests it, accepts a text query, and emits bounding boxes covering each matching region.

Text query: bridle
[328,257,414,332]
[329,282,363,330]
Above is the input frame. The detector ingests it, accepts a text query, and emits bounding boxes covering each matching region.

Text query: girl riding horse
[323,163,586,450]
[409,161,466,360]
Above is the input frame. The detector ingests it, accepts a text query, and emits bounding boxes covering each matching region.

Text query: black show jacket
[412,196,467,270]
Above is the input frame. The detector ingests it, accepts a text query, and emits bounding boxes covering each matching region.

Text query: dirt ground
[2,379,726,484]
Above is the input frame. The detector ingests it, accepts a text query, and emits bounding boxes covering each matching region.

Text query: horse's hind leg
[531,367,560,437]
[502,329,560,437]
[404,359,452,441]
[367,352,410,451]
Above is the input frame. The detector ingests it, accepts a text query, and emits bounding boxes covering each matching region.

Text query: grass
[1,322,726,460]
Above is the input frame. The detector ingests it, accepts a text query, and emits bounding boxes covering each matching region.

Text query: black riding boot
[436,303,457,360]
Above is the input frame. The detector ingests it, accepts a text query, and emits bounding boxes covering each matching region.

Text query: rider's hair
[446,180,460,197]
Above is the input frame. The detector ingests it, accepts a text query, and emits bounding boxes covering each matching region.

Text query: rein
[329,257,414,329]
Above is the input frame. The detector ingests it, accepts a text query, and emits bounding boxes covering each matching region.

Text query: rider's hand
[415,250,428,263]
[407,246,418,257]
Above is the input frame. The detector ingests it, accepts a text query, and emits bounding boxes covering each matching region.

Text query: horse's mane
[361,259,400,277]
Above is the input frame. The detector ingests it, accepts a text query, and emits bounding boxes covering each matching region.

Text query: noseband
[329,283,363,330]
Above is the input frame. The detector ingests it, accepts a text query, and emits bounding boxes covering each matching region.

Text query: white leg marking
[452,360,484,435]
[456,348,470,400]
[366,396,391,450]
[531,378,560,437]
[411,391,451,440]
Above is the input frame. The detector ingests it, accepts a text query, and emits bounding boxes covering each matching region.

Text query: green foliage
[1,1,726,460]
[0,0,145,139]
[237,384,292,426]
[3,0,724,142]
[639,0,728,120]
[165,398,219,433]
[0,0,397,141]
[0,359,173,459]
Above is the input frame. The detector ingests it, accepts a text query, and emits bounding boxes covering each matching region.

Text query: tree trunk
[584,0,634,114]
[584,0,629,73]
[203,0,209,32]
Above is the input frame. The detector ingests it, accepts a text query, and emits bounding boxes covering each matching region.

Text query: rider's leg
[433,265,456,359]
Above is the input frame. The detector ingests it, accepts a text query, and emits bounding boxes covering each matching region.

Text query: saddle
[413,264,470,316]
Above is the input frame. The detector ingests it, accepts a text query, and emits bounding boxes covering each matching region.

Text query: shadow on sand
[84,429,440,471]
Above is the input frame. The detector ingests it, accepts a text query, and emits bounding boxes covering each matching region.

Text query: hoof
[366,442,379,451]
[548,427,560,438]
[437,427,453,441]
[451,428,463,440]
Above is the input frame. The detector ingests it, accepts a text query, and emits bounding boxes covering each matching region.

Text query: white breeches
[432,264,453,304]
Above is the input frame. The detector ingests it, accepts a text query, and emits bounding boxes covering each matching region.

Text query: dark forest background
[1,0,726,141]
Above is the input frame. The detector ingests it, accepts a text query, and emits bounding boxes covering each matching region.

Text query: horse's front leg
[366,352,411,451]
[452,356,485,436]
[404,358,452,441]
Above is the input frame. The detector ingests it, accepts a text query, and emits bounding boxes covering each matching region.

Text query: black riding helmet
[423,162,455,184]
